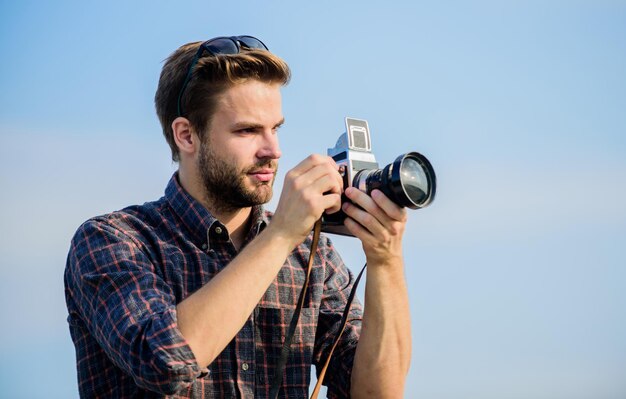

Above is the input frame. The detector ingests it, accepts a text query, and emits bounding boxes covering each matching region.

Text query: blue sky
[1,1,625,398]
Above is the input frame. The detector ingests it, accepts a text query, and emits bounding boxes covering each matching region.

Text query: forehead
[214,80,283,122]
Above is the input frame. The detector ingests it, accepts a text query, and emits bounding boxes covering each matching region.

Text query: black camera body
[321,117,436,236]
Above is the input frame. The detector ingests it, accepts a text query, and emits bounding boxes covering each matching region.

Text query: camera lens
[399,156,428,206]
[354,152,436,209]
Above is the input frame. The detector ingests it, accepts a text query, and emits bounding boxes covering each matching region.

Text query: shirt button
[242,362,249,371]
[201,243,208,250]
[215,226,223,234]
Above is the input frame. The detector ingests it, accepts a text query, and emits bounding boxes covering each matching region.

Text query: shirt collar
[165,172,269,249]
[246,205,270,243]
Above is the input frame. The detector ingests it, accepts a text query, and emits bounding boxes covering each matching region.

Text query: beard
[198,138,278,214]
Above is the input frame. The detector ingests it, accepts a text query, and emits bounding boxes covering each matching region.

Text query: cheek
[224,146,255,171]
[235,141,262,162]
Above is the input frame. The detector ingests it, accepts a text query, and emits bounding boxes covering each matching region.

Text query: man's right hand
[269,154,343,247]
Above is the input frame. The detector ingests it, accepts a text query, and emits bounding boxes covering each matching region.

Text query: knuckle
[309,153,323,163]
[379,230,391,244]
[362,213,376,226]
[291,176,304,191]
[336,177,344,190]
[302,191,317,208]
[389,223,401,236]
[342,202,353,216]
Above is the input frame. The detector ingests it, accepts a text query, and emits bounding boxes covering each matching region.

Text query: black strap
[268,220,367,399]
[310,263,367,399]
[269,220,322,399]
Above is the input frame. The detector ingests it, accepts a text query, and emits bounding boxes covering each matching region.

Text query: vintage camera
[321,117,437,236]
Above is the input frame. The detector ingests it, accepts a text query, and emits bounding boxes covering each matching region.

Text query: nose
[257,129,281,160]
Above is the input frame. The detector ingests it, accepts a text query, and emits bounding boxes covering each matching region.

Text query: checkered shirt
[64,173,362,398]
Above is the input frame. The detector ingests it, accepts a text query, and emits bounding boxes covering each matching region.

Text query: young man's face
[197,79,284,212]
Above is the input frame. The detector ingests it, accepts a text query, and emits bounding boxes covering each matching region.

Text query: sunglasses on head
[176,35,269,116]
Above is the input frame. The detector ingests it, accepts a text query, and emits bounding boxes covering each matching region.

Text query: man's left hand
[341,187,407,265]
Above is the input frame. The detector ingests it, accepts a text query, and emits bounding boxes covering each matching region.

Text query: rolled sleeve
[65,219,205,395]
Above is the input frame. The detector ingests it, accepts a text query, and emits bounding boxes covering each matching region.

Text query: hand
[270,154,343,246]
[342,188,408,265]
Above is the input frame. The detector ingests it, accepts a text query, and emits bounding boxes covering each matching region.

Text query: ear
[172,117,199,157]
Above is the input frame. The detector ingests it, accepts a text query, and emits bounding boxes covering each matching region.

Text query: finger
[309,174,341,198]
[371,190,407,222]
[291,167,340,198]
[334,165,344,193]
[344,187,392,226]
[320,193,342,214]
[343,216,375,243]
[341,200,386,238]
[301,173,342,214]
[288,154,337,179]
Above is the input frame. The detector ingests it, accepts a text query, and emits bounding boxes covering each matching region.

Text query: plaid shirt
[64,173,362,398]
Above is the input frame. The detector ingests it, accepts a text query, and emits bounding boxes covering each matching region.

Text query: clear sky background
[1,1,625,398]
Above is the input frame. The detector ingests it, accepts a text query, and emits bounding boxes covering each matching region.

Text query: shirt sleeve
[313,235,363,399]
[64,218,206,395]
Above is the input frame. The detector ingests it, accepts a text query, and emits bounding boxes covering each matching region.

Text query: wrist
[262,222,302,252]
[365,250,403,267]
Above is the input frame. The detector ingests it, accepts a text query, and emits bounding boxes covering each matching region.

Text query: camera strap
[268,219,322,399]
[310,262,366,399]
[268,218,367,399]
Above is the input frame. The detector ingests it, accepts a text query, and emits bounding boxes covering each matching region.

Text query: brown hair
[155,41,291,162]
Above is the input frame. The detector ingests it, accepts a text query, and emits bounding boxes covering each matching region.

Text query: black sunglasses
[176,35,269,116]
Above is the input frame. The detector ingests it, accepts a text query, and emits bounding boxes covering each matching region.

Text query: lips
[248,168,275,182]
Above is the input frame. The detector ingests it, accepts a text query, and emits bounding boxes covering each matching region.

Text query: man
[65,35,411,398]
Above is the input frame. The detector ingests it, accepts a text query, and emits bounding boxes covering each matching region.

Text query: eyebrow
[231,118,285,131]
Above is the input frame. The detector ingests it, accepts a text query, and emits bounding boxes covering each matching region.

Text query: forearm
[176,224,296,367]
[350,257,411,398]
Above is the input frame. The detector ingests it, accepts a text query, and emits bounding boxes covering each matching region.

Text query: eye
[236,127,258,134]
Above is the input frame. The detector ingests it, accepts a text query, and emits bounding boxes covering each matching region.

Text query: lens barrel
[354,152,436,209]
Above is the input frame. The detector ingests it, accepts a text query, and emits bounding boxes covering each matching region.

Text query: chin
[256,187,274,204]
[242,184,272,205]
